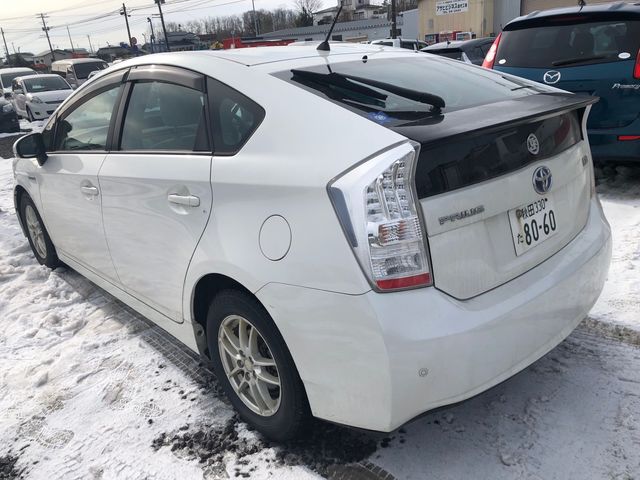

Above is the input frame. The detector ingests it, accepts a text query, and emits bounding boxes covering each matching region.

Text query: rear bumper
[256,197,611,432]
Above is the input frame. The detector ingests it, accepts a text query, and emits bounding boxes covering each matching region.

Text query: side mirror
[3,92,11,100]
[14,133,48,166]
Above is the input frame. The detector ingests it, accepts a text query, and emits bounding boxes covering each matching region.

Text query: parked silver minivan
[51,58,108,88]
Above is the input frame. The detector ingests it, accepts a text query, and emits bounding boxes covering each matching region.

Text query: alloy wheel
[25,204,47,259]
[217,314,281,416]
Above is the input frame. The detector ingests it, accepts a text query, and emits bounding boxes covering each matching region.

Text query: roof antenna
[578,0,586,9]
[317,5,343,52]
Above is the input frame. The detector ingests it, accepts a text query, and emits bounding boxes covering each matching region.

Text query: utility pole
[1,28,10,66]
[67,26,75,52]
[120,3,132,46]
[251,0,259,36]
[39,13,55,62]
[154,0,170,52]
[390,0,398,39]
[87,35,94,54]
[147,17,156,53]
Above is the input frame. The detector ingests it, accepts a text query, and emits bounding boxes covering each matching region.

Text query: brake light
[634,49,640,79]
[619,135,640,141]
[328,143,432,292]
[482,33,501,69]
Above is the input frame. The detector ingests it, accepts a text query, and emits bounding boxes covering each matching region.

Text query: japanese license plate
[508,195,558,256]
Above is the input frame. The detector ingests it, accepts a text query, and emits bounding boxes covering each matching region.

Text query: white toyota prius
[12,43,611,440]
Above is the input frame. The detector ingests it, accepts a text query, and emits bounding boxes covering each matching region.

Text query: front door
[99,72,213,322]
[37,81,124,281]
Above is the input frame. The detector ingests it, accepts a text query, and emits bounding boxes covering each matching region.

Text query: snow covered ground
[0,150,639,479]
[588,165,640,339]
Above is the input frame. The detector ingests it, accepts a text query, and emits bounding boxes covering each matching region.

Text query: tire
[207,290,310,441]
[19,194,60,269]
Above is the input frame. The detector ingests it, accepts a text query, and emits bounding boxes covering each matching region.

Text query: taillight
[328,143,432,292]
[619,135,640,141]
[634,49,640,79]
[482,33,501,69]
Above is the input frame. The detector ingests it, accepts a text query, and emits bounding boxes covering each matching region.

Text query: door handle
[168,193,200,207]
[81,186,99,196]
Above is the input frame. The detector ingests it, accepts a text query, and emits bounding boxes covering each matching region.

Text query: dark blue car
[483,2,640,163]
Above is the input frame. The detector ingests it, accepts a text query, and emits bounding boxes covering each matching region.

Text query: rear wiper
[291,69,388,101]
[552,55,605,67]
[290,69,446,111]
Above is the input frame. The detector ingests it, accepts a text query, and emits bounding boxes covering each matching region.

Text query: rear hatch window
[274,56,550,127]
[497,17,640,68]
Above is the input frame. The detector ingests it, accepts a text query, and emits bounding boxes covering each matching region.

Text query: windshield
[1,70,34,88]
[73,61,108,79]
[275,56,548,126]
[497,18,640,68]
[24,76,71,93]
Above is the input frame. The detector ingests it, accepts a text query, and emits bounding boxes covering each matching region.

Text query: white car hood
[29,90,73,103]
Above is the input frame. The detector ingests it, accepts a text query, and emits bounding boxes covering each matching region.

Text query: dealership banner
[436,0,469,15]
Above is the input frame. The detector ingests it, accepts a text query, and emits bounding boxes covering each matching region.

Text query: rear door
[99,66,213,323]
[494,14,640,130]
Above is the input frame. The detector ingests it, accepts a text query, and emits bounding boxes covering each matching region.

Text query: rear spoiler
[392,92,598,146]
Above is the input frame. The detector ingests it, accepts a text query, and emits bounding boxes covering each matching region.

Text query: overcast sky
[1,0,341,56]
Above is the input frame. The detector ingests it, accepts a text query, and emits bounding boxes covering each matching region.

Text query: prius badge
[532,166,552,195]
[543,70,561,85]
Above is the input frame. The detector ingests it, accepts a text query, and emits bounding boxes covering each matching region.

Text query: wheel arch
[13,184,29,236]
[190,272,258,358]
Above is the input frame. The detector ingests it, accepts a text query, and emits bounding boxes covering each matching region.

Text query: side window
[120,81,207,151]
[209,78,265,155]
[57,68,66,79]
[54,85,121,151]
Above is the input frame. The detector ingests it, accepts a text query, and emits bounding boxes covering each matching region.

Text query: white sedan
[11,74,73,121]
[11,44,611,440]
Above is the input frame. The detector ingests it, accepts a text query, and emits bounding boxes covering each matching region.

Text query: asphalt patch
[0,453,25,480]
[152,416,383,478]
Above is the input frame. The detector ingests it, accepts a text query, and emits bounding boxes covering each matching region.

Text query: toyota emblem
[532,166,552,195]
[543,70,561,84]
[527,133,540,155]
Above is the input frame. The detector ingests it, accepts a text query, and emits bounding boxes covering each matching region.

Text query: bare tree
[294,0,322,27]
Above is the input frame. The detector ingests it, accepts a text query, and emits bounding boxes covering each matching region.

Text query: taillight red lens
[634,49,640,79]
[618,135,640,141]
[376,273,432,291]
[482,33,501,69]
